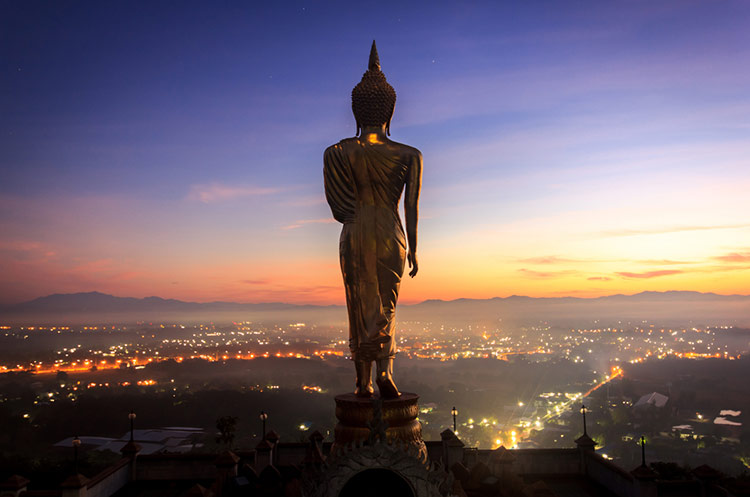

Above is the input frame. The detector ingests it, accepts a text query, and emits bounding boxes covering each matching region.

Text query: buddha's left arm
[405,151,422,277]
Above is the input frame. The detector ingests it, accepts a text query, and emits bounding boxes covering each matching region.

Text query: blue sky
[2,1,749,304]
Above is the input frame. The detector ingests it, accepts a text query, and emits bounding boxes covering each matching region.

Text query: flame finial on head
[369,40,381,72]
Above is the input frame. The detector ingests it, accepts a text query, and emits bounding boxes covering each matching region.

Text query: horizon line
[5,289,750,308]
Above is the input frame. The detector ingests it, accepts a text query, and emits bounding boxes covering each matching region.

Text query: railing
[85,458,131,497]
[584,452,634,497]
[511,448,580,476]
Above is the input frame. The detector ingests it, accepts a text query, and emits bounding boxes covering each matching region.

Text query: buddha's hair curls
[351,41,396,132]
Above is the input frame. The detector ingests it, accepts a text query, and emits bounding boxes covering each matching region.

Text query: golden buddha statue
[324,41,422,399]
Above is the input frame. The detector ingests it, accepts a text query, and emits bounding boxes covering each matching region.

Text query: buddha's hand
[408,250,418,278]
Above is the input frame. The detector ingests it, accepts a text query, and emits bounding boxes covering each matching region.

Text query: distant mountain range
[1,291,749,327]
[9,291,330,314]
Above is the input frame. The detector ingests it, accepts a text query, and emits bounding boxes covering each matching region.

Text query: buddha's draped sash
[324,139,407,361]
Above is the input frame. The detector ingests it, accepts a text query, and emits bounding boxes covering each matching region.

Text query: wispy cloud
[519,255,693,266]
[636,259,695,265]
[0,240,57,262]
[517,256,577,265]
[282,218,337,230]
[517,268,577,279]
[281,195,327,207]
[0,240,44,251]
[701,264,750,273]
[600,224,750,238]
[713,251,750,263]
[187,183,282,203]
[587,276,612,281]
[615,270,683,279]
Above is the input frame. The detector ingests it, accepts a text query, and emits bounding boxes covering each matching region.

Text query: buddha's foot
[354,360,374,397]
[375,358,401,399]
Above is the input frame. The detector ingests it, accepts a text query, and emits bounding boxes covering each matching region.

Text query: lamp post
[72,436,81,473]
[128,410,136,442]
[640,435,646,467]
[259,411,268,439]
[451,406,458,433]
[580,404,589,436]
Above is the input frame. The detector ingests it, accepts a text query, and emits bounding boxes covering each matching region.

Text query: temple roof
[0,474,30,490]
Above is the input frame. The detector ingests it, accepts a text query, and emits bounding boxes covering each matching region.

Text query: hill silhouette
[1,291,748,327]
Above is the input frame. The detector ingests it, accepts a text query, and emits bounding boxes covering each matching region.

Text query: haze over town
[2,290,750,478]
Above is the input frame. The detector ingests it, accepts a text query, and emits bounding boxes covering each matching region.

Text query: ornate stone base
[331,392,426,458]
[306,440,448,497]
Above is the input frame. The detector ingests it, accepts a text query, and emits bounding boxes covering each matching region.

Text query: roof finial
[369,40,381,72]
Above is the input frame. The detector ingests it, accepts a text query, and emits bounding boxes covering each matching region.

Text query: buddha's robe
[324,138,415,361]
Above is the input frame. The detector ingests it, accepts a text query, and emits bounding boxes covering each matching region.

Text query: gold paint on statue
[324,41,422,399]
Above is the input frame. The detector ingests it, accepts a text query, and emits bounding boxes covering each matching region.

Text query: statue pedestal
[331,392,425,457]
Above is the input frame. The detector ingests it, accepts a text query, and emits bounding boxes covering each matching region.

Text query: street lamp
[580,404,589,436]
[72,436,81,473]
[451,406,458,433]
[640,435,647,467]
[259,411,268,439]
[128,410,136,442]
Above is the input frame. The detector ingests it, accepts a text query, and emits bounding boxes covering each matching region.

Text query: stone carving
[304,438,451,497]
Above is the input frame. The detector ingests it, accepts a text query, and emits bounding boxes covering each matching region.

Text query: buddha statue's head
[352,41,396,136]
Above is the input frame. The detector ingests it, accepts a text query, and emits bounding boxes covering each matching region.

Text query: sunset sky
[2,1,749,305]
